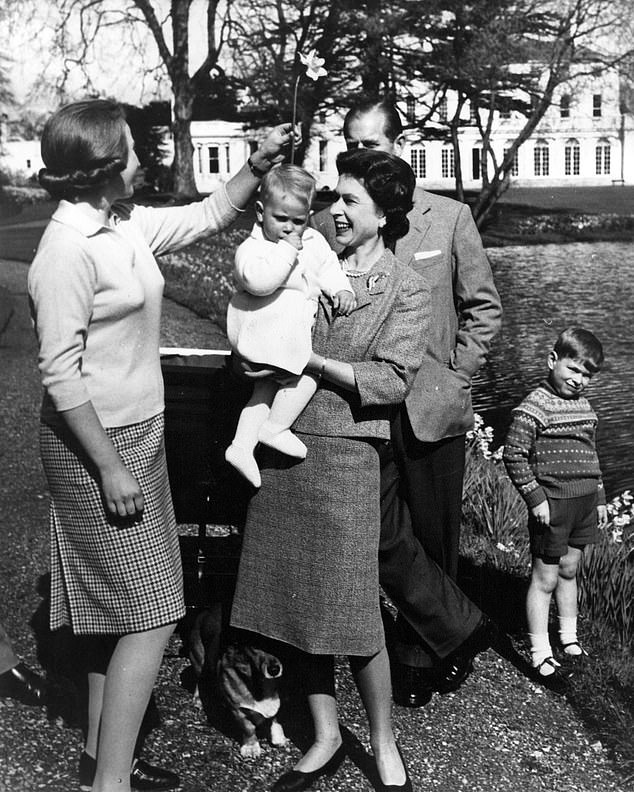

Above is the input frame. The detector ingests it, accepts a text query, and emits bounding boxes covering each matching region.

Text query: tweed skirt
[40,413,185,635]
[230,433,384,656]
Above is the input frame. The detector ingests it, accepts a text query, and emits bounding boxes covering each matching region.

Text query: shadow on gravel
[29,572,160,749]
[457,558,537,678]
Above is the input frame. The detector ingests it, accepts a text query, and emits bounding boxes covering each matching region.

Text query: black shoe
[529,657,573,694]
[558,641,588,665]
[271,744,346,792]
[435,615,497,694]
[392,664,434,708]
[131,759,180,791]
[79,752,180,791]
[0,662,47,706]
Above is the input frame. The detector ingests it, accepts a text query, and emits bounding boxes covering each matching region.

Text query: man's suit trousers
[378,441,481,666]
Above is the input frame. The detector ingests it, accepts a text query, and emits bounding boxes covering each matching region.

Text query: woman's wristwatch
[247,155,272,178]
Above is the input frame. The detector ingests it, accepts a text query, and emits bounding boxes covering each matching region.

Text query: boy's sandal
[535,657,562,676]
[530,657,573,692]
[560,641,589,658]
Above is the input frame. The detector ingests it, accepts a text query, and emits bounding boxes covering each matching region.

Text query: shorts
[529,491,599,559]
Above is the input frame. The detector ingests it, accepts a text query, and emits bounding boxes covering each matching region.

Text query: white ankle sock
[528,632,559,675]
[558,616,585,655]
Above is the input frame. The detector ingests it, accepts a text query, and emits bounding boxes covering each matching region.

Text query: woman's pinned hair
[39,99,129,200]
[335,149,415,245]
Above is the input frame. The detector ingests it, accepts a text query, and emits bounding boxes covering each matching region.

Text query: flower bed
[510,212,634,236]
[157,229,244,331]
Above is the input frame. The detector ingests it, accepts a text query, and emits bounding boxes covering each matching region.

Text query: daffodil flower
[291,49,328,162]
[299,50,327,81]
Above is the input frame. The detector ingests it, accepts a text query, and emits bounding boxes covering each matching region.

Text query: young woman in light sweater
[28,99,295,792]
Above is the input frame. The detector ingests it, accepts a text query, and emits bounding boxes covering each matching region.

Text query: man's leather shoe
[0,662,47,706]
[272,744,346,791]
[79,752,180,791]
[435,615,497,694]
[392,664,434,708]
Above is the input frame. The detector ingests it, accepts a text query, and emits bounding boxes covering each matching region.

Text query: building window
[208,146,220,173]
[560,94,571,119]
[503,145,519,177]
[472,148,481,180]
[469,102,478,123]
[410,146,426,178]
[596,139,611,174]
[533,139,549,176]
[564,138,580,176]
[593,94,602,118]
[406,96,416,123]
[224,145,231,172]
[439,97,448,123]
[441,146,454,178]
[319,140,328,172]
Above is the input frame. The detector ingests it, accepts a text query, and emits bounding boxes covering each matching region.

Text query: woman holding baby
[28,98,295,792]
[230,148,429,792]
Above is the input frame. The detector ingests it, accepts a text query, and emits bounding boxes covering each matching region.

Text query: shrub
[461,414,529,577]
[157,229,246,330]
[0,184,49,206]
[578,491,634,646]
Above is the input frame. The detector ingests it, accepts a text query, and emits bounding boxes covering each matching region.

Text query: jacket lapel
[395,188,432,267]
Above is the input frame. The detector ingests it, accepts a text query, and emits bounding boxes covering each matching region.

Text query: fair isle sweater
[503,381,605,508]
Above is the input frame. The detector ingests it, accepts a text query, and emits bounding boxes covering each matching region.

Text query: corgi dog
[184,606,287,758]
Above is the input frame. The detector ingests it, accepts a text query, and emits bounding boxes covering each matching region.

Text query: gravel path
[0,257,630,792]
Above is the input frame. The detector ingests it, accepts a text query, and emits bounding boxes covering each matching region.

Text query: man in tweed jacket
[311,99,502,706]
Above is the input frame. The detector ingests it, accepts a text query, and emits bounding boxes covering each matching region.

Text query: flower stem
[291,74,300,164]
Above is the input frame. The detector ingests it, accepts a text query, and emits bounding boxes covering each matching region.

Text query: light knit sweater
[503,381,605,508]
[28,189,237,428]
[226,224,353,375]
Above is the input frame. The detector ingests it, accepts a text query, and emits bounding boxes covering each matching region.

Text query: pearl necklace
[342,257,373,277]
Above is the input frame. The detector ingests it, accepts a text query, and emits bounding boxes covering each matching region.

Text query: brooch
[367,272,388,294]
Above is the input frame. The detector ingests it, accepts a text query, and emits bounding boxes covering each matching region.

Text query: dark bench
[161,353,253,607]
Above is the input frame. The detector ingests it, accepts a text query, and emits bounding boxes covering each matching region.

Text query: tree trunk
[450,117,464,203]
[172,88,197,198]
[170,0,198,199]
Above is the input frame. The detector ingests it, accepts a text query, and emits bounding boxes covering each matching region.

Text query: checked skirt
[40,413,185,635]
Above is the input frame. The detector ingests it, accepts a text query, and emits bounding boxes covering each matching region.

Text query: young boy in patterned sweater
[503,327,608,686]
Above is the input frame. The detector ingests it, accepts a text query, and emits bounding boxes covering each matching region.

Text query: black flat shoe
[0,662,47,707]
[79,752,180,791]
[271,744,346,792]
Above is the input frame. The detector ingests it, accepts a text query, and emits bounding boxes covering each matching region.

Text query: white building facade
[5,65,631,195]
